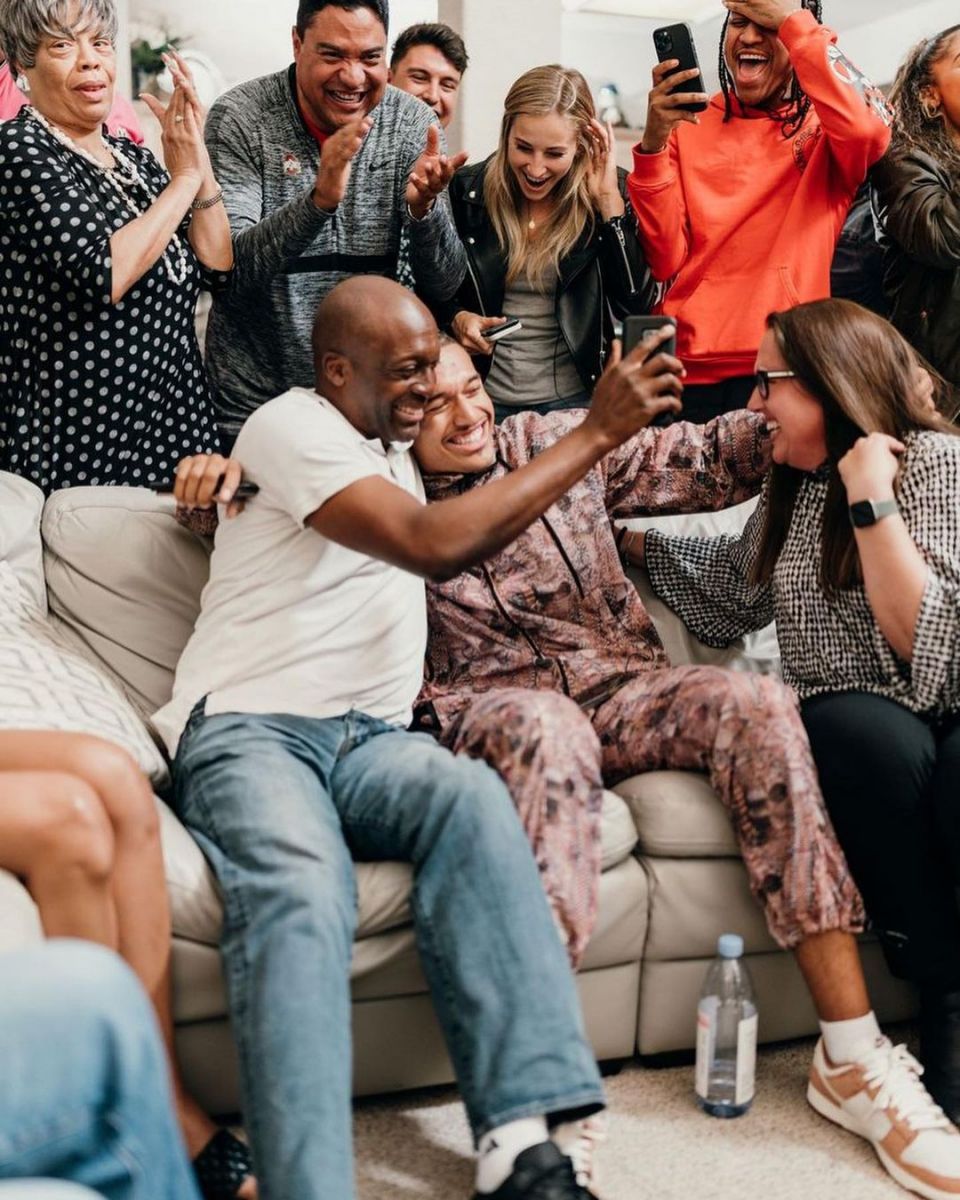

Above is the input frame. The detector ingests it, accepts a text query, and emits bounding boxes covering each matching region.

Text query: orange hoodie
[627,9,891,386]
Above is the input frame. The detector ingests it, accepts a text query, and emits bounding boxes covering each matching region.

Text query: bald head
[311,276,442,445]
[312,276,437,377]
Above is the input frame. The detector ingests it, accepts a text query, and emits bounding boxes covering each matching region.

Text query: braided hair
[718,0,823,138]
[888,26,960,177]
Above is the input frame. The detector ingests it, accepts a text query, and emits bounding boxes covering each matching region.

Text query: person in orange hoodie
[628,0,891,423]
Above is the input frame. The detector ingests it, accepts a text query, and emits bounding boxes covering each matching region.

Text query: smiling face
[293,3,388,132]
[723,13,793,109]
[506,110,579,205]
[748,329,828,471]
[389,42,462,128]
[926,29,960,139]
[22,2,116,137]
[413,341,497,475]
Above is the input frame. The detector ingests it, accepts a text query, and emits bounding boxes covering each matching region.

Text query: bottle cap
[718,933,744,959]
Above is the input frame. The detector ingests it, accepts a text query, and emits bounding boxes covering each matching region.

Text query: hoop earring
[921,98,942,121]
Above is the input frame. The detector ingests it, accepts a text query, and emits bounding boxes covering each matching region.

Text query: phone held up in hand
[653,22,708,114]
[622,315,677,360]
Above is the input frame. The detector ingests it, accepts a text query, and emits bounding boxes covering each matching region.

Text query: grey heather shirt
[205,71,467,434]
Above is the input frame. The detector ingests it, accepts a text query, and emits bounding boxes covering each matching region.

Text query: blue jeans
[172,705,604,1200]
[0,942,200,1200]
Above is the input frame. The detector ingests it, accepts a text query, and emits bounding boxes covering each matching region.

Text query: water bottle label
[735,1012,758,1104]
[694,999,716,1100]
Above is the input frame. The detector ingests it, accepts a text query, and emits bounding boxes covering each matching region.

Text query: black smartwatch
[849,498,899,528]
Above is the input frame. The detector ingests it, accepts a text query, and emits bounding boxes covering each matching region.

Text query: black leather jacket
[872,146,960,391]
[432,158,657,396]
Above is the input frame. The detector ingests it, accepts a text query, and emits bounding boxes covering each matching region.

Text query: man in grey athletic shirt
[204,0,467,439]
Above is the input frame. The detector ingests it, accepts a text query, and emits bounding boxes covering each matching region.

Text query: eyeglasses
[754,369,797,400]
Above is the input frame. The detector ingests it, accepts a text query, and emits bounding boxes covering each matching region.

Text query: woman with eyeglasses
[628,0,891,423]
[872,26,960,397]
[625,298,960,1152]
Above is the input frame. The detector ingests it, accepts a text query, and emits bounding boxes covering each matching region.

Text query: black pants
[802,691,960,989]
[678,375,755,424]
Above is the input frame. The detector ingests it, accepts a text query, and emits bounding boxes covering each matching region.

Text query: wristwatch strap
[849,497,899,528]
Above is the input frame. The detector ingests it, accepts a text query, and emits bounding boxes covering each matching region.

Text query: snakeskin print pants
[443,666,865,967]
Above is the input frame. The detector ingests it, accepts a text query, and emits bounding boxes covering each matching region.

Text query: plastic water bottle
[695,933,758,1118]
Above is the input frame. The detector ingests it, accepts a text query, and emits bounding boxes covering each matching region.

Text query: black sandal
[193,1129,254,1200]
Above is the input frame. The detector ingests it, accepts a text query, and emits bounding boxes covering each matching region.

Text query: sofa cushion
[0,471,47,614]
[614,771,740,858]
[0,562,168,784]
[166,787,641,949]
[42,487,211,720]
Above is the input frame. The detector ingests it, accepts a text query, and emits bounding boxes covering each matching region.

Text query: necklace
[27,106,190,286]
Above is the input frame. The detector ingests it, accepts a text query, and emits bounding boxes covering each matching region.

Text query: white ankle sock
[476,1116,548,1194]
[820,1010,883,1064]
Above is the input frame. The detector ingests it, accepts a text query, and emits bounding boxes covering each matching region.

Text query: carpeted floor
[353,1034,912,1199]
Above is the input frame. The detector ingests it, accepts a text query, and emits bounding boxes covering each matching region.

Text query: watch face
[849,500,875,528]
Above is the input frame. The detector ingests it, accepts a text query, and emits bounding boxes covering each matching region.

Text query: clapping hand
[722,0,803,31]
[313,117,374,212]
[406,124,468,220]
[837,433,904,504]
[584,118,624,221]
[140,64,208,187]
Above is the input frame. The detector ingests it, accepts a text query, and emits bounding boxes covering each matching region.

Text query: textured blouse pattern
[0,110,224,493]
[646,430,960,715]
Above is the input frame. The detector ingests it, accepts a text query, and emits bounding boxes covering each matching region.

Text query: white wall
[840,1,960,86]
[440,0,562,161]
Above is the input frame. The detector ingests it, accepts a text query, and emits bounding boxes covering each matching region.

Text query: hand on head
[584,118,624,219]
[722,0,802,31]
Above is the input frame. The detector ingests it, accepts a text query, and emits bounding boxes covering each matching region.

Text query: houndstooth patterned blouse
[646,430,960,716]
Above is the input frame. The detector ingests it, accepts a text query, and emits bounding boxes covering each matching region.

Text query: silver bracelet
[191,188,224,211]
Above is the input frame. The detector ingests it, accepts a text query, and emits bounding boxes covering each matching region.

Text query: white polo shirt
[153,388,428,756]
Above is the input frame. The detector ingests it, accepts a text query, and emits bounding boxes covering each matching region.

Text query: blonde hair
[484,64,597,290]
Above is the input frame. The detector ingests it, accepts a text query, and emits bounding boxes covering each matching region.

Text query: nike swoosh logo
[369,159,393,172]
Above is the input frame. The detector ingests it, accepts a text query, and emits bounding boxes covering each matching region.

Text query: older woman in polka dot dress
[0,0,233,493]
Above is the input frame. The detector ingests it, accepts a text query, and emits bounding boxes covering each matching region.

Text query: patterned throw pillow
[0,562,168,784]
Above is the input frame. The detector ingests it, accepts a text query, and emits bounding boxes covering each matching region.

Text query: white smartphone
[485,318,522,343]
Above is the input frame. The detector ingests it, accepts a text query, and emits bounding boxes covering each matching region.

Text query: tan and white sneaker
[808,1036,960,1199]
[551,1115,607,1193]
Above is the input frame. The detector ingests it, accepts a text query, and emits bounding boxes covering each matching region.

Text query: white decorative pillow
[0,562,168,785]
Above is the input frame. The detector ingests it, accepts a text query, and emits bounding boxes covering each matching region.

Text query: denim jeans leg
[331,725,605,1141]
[0,941,200,1200]
[172,712,358,1200]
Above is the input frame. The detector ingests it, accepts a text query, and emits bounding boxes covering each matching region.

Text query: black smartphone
[149,475,260,499]
[484,318,522,343]
[653,23,708,114]
[622,315,677,360]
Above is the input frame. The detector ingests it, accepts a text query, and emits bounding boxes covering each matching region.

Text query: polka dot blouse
[0,109,227,493]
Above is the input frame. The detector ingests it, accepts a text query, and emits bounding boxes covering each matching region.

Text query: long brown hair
[888,26,960,177]
[484,64,597,290]
[751,299,958,592]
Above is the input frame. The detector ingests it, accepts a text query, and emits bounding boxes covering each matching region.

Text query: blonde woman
[435,64,656,421]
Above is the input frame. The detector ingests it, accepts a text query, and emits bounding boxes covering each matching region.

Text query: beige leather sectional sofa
[0,471,916,1118]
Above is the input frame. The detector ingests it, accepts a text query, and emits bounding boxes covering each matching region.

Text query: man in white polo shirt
[156,276,682,1200]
